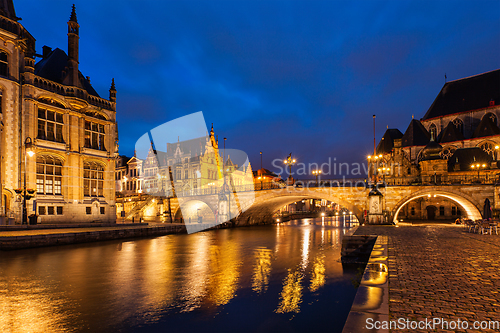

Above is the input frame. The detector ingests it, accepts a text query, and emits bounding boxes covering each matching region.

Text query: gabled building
[375,69,500,220]
[0,2,118,223]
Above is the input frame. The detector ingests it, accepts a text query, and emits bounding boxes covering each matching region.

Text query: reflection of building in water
[276,269,303,314]
[252,247,272,294]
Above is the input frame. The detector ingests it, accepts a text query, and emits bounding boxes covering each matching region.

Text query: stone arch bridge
[167,184,496,225]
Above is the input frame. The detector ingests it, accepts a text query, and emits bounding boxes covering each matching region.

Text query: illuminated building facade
[0,2,118,223]
[375,69,500,220]
[115,125,254,221]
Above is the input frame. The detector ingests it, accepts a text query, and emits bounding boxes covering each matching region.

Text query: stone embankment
[0,223,187,250]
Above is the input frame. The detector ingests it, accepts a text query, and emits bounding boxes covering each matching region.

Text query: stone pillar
[367,187,384,224]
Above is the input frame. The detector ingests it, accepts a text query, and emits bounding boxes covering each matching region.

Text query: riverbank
[0,223,191,250]
[344,224,500,332]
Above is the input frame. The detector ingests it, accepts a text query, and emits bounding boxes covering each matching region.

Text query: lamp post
[367,154,383,184]
[283,153,296,185]
[22,137,35,224]
[471,163,487,183]
[260,151,263,189]
[312,170,321,186]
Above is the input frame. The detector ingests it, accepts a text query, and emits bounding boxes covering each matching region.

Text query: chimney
[42,45,52,58]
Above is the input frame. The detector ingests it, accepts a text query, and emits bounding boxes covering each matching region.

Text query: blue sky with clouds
[17,0,500,176]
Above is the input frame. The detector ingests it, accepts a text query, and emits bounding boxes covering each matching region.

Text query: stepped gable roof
[472,114,500,138]
[447,147,492,172]
[401,119,430,147]
[439,121,465,143]
[422,69,500,120]
[166,136,209,158]
[34,48,100,97]
[376,128,403,154]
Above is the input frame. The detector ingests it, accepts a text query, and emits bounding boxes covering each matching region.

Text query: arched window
[36,155,63,195]
[479,142,496,159]
[483,112,497,125]
[429,124,437,141]
[84,161,104,197]
[440,146,456,159]
[453,118,464,135]
[0,51,8,77]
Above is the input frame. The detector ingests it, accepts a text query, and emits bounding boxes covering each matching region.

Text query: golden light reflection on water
[252,247,272,294]
[309,255,326,292]
[206,239,241,306]
[0,218,358,332]
[0,280,69,333]
[181,233,210,311]
[276,269,303,314]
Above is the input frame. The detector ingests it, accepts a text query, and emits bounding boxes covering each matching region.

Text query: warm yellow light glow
[292,159,296,163]
[27,150,35,157]
[284,160,287,164]
[496,145,499,150]
[367,155,371,160]
[378,154,382,158]
[276,269,303,314]
[482,164,486,168]
[471,165,475,169]
[321,212,325,217]
[123,176,128,182]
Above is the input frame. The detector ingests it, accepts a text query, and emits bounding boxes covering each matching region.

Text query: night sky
[17,0,500,177]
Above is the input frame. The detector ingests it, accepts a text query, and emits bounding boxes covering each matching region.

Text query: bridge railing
[384,174,500,186]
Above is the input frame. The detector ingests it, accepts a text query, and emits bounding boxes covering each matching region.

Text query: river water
[0,217,361,333]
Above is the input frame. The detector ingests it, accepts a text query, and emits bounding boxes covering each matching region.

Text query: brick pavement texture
[355,225,500,333]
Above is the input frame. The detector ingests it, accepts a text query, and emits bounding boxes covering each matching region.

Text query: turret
[67,4,79,87]
[109,78,116,102]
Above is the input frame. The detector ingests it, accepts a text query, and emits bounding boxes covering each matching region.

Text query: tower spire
[109,78,116,102]
[69,4,77,23]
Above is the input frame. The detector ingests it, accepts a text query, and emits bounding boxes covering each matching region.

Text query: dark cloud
[17,0,500,178]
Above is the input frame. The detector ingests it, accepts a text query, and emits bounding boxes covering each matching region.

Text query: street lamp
[377,166,390,184]
[22,137,35,224]
[471,163,487,183]
[283,153,296,185]
[312,169,321,186]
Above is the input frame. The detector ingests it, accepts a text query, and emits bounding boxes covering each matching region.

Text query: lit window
[37,108,64,143]
[84,161,104,197]
[36,155,63,195]
[84,121,106,151]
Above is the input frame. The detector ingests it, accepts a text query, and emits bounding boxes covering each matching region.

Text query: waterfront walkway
[355,224,500,332]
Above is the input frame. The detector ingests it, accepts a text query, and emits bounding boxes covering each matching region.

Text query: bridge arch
[175,199,216,223]
[392,188,483,222]
[235,187,367,226]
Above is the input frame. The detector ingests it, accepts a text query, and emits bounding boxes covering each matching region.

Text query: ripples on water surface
[0,217,361,333]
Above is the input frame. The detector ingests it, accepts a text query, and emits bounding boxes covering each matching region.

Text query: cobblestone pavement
[355,224,500,332]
